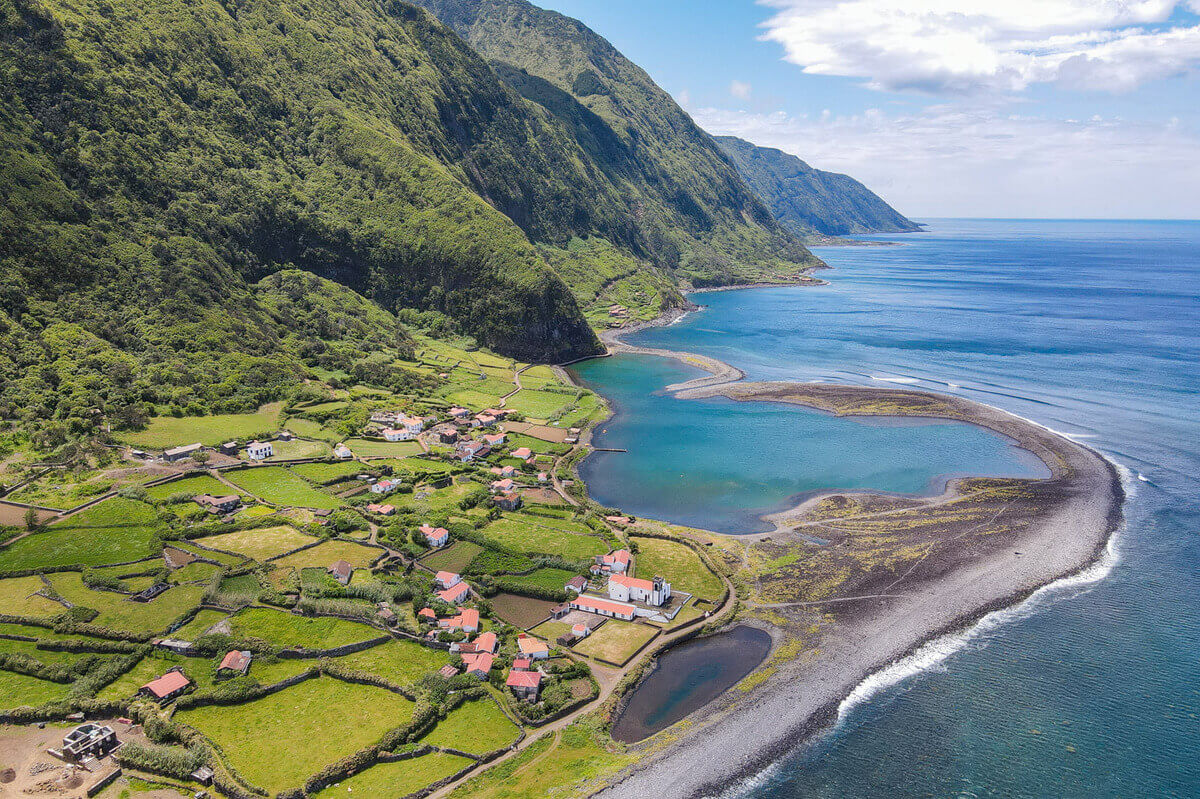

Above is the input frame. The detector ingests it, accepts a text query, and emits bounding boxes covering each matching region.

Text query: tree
[23,507,39,531]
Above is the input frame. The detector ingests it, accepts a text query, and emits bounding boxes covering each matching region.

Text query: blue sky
[539,0,1200,219]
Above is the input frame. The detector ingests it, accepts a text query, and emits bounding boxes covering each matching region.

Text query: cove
[570,353,1046,534]
[611,625,773,743]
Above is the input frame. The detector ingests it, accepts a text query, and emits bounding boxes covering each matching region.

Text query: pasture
[227,607,379,650]
[197,525,315,562]
[630,536,723,600]
[119,403,282,448]
[313,752,472,798]
[0,497,161,571]
[421,698,519,755]
[332,640,450,689]
[420,542,482,573]
[224,467,343,509]
[572,620,657,665]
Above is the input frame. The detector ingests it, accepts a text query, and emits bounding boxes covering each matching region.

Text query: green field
[503,568,579,592]
[419,542,482,573]
[172,608,229,639]
[572,621,657,665]
[344,438,424,458]
[502,432,570,456]
[422,698,519,755]
[169,541,247,567]
[333,640,450,689]
[120,403,282,448]
[228,607,379,650]
[178,677,415,794]
[197,525,315,562]
[48,573,205,634]
[0,668,71,709]
[283,418,341,442]
[270,540,379,569]
[502,389,574,420]
[169,561,222,584]
[377,457,456,477]
[289,461,365,484]
[224,467,343,509]
[0,574,66,617]
[96,654,217,700]
[631,537,723,600]
[145,474,244,502]
[264,439,332,460]
[480,516,606,559]
[0,637,103,667]
[314,752,472,798]
[0,498,161,571]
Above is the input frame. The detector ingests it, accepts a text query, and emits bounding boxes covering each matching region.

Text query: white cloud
[676,88,692,108]
[696,104,1200,217]
[730,80,753,98]
[759,0,1200,93]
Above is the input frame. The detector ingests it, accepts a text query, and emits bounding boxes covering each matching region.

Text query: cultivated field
[197,525,315,561]
[289,461,364,484]
[421,698,519,755]
[420,542,483,573]
[270,539,379,570]
[631,536,723,600]
[503,567,580,593]
[480,516,607,559]
[572,621,657,665]
[332,640,450,689]
[119,403,282,448]
[313,752,472,798]
[177,676,415,794]
[227,607,380,650]
[0,497,160,571]
[224,467,343,509]
[489,593,557,628]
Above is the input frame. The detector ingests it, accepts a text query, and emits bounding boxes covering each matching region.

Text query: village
[0,334,730,799]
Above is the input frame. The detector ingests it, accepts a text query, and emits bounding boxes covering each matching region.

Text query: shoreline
[573,302,1125,799]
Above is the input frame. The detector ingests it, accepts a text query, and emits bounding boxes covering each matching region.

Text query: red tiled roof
[518,637,549,655]
[474,632,498,653]
[506,670,542,689]
[610,574,655,592]
[438,584,469,604]
[219,650,251,672]
[462,652,494,674]
[512,657,532,670]
[572,595,636,616]
[329,560,353,578]
[511,447,532,459]
[418,607,436,619]
[435,571,459,585]
[141,670,190,698]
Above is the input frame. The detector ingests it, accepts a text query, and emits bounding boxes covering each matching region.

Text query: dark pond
[610,625,773,743]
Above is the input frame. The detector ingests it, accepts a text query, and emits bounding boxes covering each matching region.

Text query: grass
[283,418,341,442]
[178,677,415,794]
[480,516,606,559]
[96,655,207,700]
[48,573,205,634]
[264,439,331,460]
[145,474,244,502]
[572,621,657,665]
[224,467,343,509]
[0,668,71,709]
[314,752,472,798]
[377,457,456,476]
[419,542,482,573]
[289,461,365,484]
[502,432,570,456]
[332,640,450,689]
[631,537,723,600]
[0,497,161,571]
[227,607,379,650]
[0,637,104,667]
[503,568,579,592]
[119,403,282,448]
[172,608,229,639]
[502,389,574,421]
[270,540,379,569]
[169,541,247,567]
[0,575,66,617]
[489,593,557,629]
[196,525,315,562]
[529,620,572,640]
[421,698,519,755]
[344,438,424,458]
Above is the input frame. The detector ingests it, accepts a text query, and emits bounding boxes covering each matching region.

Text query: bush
[116,740,206,780]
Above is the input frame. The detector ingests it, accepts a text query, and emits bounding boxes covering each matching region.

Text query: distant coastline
[578,293,1124,799]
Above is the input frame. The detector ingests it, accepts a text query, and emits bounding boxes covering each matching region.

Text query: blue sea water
[579,219,1200,798]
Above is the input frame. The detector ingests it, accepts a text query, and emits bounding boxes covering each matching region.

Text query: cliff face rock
[714,136,920,237]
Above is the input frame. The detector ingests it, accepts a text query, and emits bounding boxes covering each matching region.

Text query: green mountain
[714,136,920,237]
[408,0,822,292]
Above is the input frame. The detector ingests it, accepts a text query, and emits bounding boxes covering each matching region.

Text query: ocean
[576,219,1200,798]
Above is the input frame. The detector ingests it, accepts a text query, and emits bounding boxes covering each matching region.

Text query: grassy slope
[0,497,162,571]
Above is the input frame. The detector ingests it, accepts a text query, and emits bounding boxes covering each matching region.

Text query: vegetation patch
[270,540,379,570]
[480,517,606,559]
[0,498,162,571]
[227,607,378,650]
[145,475,244,502]
[178,676,415,794]
[198,525,315,562]
[343,438,424,458]
[289,461,365,484]
[172,609,229,639]
[224,467,343,509]
[0,668,71,710]
[502,568,580,593]
[631,536,723,600]
[48,573,205,634]
[0,575,66,617]
[314,752,472,798]
[421,698,519,755]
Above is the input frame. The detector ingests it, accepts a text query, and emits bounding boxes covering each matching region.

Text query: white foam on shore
[870,375,921,384]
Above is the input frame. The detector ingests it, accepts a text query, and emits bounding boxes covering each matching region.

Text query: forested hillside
[410,0,822,289]
[715,136,920,237]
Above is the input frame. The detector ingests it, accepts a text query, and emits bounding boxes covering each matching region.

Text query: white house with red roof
[569,595,636,621]
[420,524,449,547]
[608,573,671,606]
[462,652,494,679]
[438,607,480,633]
[370,478,401,494]
[511,447,533,461]
[138,668,191,703]
[435,571,461,589]
[489,478,516,494]
[455,439,488,462]
[571,623,591,639]
[437,582,470,605]
[482,432,506,447]
[472,631,498,654]
[516,635,550,660]
[506,669,542,701]
[448,407,470,420]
